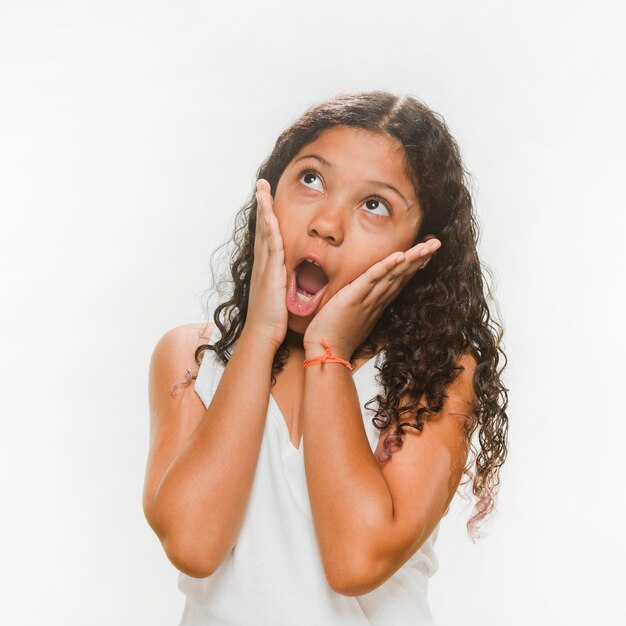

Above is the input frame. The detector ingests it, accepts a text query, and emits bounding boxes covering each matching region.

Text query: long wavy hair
[177,90,509,541]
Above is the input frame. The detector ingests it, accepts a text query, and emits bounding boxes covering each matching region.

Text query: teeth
[296,287,315,301]
[305,258,321,267]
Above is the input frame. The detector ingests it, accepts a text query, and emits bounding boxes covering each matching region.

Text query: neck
[281,327,383,359]
[284,327,305,351]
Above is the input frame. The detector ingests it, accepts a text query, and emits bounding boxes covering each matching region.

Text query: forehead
[290,126,412,185]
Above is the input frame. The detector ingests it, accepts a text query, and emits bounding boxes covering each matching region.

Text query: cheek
[270,200,288,234]
[346,245,400,280]
[271,191,295,226]
[337,257,377,287]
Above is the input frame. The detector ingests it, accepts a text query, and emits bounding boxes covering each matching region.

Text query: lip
[287,251,331,317]
[286,268,329,317]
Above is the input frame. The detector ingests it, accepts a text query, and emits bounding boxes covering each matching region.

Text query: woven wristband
[303,336,354,371]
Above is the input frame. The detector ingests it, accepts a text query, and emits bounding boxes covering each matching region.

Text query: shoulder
[144,322,216,522]
[377,349,477,444]
[383,349,477,422]
[449,350,478,405]
[422,349,477,432]
[153,321,216,356]
[448,351,479,432]
[150,322,217,382]
[358,349,478,587]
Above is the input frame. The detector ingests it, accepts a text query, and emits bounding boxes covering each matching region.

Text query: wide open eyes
[300,170,324,192]
[297,168,392,218]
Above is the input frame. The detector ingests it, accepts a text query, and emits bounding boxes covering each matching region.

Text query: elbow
[163,536,217,578]
[327,578,361,597]
[324,551,384,597]
[328,574,382,597]
[143,505,219,578]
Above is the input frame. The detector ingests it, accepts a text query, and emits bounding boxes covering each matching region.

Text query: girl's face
[273,125,427,334]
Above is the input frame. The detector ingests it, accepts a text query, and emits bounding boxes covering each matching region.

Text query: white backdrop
[1,1,624,624]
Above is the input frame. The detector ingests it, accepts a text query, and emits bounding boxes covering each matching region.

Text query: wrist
[241,325,282,355]
[304,339,352,364]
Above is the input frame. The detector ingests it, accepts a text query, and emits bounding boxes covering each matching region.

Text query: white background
[1,1,624,624]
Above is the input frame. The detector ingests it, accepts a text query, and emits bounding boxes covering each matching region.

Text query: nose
[307,198,345,244]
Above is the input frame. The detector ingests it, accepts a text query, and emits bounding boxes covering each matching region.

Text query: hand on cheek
[303,239,441,360]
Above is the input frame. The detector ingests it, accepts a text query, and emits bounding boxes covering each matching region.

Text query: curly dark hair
[183,90,509,541]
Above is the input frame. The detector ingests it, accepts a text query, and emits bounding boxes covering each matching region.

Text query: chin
[285,288,329,331]
[287,315,310,335]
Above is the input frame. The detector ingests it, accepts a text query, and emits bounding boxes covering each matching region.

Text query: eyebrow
[293,153,412,211]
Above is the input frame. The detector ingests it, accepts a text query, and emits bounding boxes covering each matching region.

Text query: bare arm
[143,323,277,578]
[302,343,474,596]
[144,178,289,577]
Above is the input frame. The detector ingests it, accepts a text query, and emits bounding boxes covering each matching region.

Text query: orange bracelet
[303,336,354,371]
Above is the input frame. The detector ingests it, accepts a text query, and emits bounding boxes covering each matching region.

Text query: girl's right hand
[243,178,288,351]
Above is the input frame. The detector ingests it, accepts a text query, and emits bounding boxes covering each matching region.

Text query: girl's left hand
[302,239,441,361]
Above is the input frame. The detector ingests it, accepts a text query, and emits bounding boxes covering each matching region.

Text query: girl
[144,90,509,625]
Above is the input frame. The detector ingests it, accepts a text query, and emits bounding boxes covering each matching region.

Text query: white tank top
[178,325,441,625]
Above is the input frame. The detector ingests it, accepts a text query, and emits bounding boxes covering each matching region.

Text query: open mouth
[286,259,330,316]
[295,259,329,299]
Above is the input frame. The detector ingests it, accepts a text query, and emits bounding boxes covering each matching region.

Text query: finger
[359,240,440,304]
[412,239,440,269]
[355,251,408,290]
[256,181,277,241]
[256,179,277,225]
[256,178,270,195]
[254,187,269,265]
[379,239,441,280]
[256,181,285,265]
[389,239,440,277]
[404,238,441,264]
